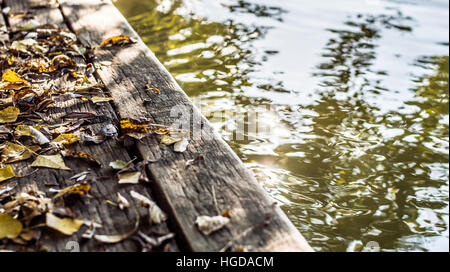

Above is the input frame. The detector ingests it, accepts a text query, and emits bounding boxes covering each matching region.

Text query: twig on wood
[212,185,221,215]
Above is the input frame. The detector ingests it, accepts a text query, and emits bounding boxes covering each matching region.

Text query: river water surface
[113,0,449,252]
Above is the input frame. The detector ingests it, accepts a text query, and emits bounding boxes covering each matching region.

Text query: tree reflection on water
[292,11,448,249]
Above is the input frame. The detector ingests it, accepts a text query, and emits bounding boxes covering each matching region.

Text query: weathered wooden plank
[5,0,41,10]
[60,0,313,252]
[5,0,63,33]
[1,0,178,252]
[0,0,8,42]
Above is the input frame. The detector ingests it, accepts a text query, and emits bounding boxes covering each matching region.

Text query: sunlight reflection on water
[114,0,449,251]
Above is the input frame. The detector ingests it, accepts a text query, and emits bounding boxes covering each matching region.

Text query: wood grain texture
[59,0,313,252]
[0,0,7,41]
[7,0,64,33]
[1,0,178,252]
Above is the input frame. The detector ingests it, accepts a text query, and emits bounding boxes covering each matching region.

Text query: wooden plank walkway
[0,0,177,252]
[0,0,313,252]
[0,0,8,42]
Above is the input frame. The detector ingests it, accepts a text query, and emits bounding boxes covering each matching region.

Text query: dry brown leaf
[130,191,167,224]
[80,134,105,144]
[0,183,16,198]
[100,124,118,138]
[130,191,152,206]
[117,193,130,210]
[19,229,41,242]
[185,155,204,168]
[136,231,175,251]
[70,83,104,94]
[5,187,53,220]
[196,215,230,235]
[50,121,84,135]
[51,54,75,68]
[10,39,44,55]
[148,203,168,225]
[81,220,101,239]
[94,217,139,244]
[46,213,84,235]
[29,127,50,145]
[126,133,148,140]
[53,183,91,199]
[0,125,12,135]
[63,112,98,120]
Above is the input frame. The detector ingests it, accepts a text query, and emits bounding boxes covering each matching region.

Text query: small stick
[212,185,220,215]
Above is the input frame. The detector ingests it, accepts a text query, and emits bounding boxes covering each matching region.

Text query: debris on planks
[0,0,177,252]
[1,0,313,252]
[59,0,313,252]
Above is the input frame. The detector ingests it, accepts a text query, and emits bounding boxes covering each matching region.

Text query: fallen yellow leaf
[52,134,80,146]
[31,154,71,170]
[0,107,20,123]
[0,213,23,239]
[53,183,91,199]
[14,124,32,137]
[62,150,99,165]
[46,213,84,235]
[1,142,40,163]
[120,119,170,135]
[1,70,29,85]
[99,35,134,47]
[160,134,183,145]
[0,165,15,183]
[109,160,130,170]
